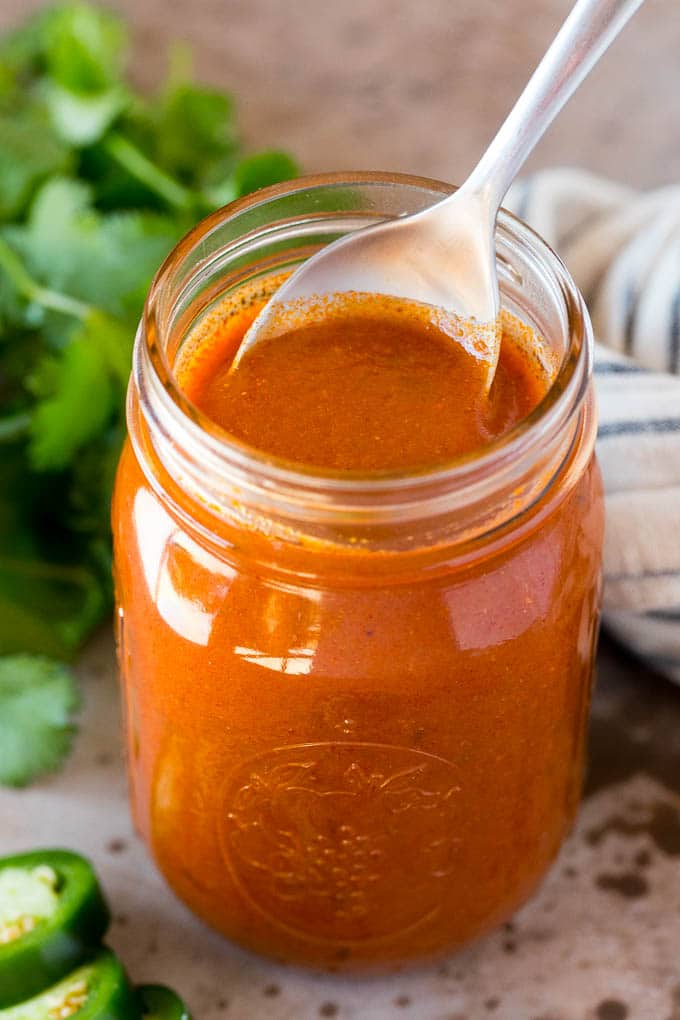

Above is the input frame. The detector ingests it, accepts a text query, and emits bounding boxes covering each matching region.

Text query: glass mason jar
[112,172,604,972]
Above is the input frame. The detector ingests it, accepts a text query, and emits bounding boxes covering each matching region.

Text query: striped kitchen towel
[507,169,680,684]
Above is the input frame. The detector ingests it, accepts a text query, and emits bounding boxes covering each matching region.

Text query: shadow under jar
[112,172,604,972]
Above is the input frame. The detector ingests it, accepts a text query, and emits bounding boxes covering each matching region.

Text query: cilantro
[0,445,108,660]
[43,81,129,146]
[0,559,105,660]
[0,7,54,80]
[149,81,238,190]
[44,3,127,94]
[0,1,299,786]
[30,324,116,471]
[0,108,73,220]
[234,151,301,197]
[0,656,79,787]
[6,177,181,325]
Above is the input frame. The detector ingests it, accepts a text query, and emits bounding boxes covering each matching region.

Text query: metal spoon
[232,0,644,386]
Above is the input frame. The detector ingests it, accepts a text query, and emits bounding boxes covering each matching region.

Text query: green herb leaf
[29,324,116,471]
[0,108,72,220]
[0,445,109,659]
[233,150,300,196]
[203,150,300,211]
[68,429,125,540]
[43,81,128,145]
[7,177,179,325]
[0,0,299,787]
[0,560,105,659]
[153,81,238,187]
[44,2,127,94]
[0,6,54,80]
[0,655,79,786]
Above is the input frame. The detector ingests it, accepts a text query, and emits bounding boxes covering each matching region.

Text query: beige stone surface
[2,2,680,1017]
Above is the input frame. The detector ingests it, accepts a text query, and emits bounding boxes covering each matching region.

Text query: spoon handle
[463,0,645,214]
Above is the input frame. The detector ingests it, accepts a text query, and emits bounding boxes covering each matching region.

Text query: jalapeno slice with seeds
[0,949,139,1020]
[0,850,110,1007]
[137,986,191,1020]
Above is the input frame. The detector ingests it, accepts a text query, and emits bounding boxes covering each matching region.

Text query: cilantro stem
[0,412,31,442]
[104,133,194,211]
[0,238,91,320]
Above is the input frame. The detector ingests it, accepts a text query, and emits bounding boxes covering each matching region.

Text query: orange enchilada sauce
[113,290,603,970]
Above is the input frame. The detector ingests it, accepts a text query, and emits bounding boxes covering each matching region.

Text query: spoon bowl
[240,187,501,384]
[232,0,644,387]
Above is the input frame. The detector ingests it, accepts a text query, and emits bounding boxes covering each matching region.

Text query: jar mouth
[137,171,592,526]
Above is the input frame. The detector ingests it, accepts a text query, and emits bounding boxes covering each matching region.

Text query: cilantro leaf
[7,177,179,327]
[0,251,27,330]
[44,3,127,94]
[0,566,104,660]
[233,150,300,197]
[68,428,125,539]
[14,173,93,242]
[0,655,79,786]
[152,81,238,188]
[0,445,109,659]
[120,64,240,201]
[43,80,129,145]
[0,0,300,787]
[29,321,116,471]
[0,6,55,80]
[0,108,73,220]
[78,309,134,384]
[203,151,301,210]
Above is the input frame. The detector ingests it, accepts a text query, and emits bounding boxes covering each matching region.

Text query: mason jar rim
[134,170,592,531]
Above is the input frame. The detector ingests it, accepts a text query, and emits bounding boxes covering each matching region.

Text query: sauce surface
[177,294,548,471]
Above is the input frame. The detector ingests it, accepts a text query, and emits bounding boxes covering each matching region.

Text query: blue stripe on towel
[623,283,638,357]
[605,567,680,583]
[670,289,680,375]
[645,607,680,621]
[598,418,680,437]
[594,361,645,374]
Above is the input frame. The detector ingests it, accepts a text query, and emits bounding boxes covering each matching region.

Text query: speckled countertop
[1,2,680,1018]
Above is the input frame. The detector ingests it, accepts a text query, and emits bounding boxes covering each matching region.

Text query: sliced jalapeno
[137,986,192,1020]
[0,850,110,1007]
[0,949,139,1020]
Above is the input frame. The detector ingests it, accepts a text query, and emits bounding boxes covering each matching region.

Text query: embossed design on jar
[219,743,461,942]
